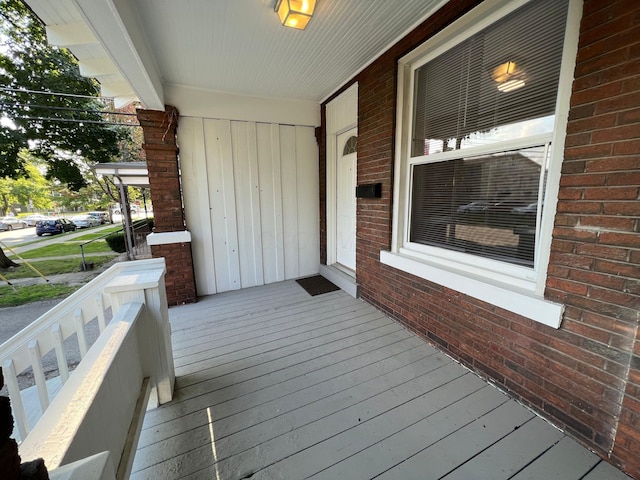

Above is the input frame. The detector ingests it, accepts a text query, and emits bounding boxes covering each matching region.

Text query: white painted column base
[147,230,192,246]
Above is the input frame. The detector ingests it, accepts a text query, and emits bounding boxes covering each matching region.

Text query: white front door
[336,129,357,271]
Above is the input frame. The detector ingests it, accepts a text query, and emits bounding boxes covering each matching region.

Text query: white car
[0,216,29,231]
[23,214,49,226]
[70,214,101,228]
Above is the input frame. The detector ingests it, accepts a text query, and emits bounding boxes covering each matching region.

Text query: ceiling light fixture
[275,0,316,30]
[492,61,526,92]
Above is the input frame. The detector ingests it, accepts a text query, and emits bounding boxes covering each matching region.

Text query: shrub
[105,232,126,253]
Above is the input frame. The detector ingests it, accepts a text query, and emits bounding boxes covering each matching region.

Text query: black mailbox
[355,183,382,198]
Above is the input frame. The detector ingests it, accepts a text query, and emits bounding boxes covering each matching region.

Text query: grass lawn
[11,240,114,259]
[73,225,122,241]
[0,284,80,307]
[2,255,116,280]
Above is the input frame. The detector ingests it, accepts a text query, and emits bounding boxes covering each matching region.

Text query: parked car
[0,216,29,231]
[87,211,110,224]
[23,214,50,226]
[35,218,77,236]
[456,201,490,213]
[70,214,101,228]
[112,204,139,215]
[511,202,539,214]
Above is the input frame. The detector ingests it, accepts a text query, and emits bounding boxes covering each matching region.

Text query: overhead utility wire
[6,102,139,116]
[13,115,140,127]
[0,86,115,101]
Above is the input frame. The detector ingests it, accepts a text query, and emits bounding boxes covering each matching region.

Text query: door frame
[335,127,358,271]
[326,83,358,273]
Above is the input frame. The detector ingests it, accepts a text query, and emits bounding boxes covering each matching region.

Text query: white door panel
[336,129,357,271]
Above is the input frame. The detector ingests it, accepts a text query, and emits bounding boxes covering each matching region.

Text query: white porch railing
[0,258,175,479]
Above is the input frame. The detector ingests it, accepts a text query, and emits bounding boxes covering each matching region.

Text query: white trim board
[325,83,358,267]
[381,250,564,328]
[146,231,192,246]
[165,84,320,127]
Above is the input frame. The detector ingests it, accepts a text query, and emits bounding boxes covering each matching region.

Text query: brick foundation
[321,0,640,477]
[137,106,197,306]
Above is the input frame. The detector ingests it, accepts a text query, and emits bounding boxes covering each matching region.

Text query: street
[0,224,39,247]
[0,212,143,254]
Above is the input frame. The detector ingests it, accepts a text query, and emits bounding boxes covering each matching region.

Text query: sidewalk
[5,253,126,287]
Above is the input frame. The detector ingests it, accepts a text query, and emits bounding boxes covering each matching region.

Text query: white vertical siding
[180,117,217,294]
[296,126,320,277]
[232,121,264,289]
[257,123,285,285]
[280,125,300,280]
[205,119,242,292]
[180,118,319,296]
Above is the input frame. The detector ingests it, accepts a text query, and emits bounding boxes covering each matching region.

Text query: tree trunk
[1,194,8,217]
[0,248,19,269]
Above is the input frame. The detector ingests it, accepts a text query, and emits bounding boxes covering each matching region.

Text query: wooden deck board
[583,461,636,480]
[509,436,601,480]
[138,335,424,450]
[136,340,431,461]
[375,399,535,480]
[132,280,631,480]
[441,417,565,479]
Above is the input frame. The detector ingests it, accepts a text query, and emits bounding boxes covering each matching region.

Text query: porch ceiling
[23,0,446,110]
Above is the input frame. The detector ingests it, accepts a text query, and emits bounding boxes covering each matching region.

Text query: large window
[383,0,580,327]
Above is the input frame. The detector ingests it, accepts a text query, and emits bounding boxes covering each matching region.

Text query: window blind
[411,0,569,157]
[410,145,549,267]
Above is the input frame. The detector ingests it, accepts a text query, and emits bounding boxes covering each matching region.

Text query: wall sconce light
[275,0,316,30]
[492,61,525,92]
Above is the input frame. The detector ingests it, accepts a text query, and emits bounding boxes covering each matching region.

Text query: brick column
[137,106,197,306]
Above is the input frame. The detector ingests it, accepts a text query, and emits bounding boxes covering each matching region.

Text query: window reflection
[415,116,555,156]
[410,145,548,267]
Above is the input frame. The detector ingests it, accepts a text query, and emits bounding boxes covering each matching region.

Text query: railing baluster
[28,339,50,413]
[73,308,88,358]
[95,293,106,332]
[51,323,70,384]
[3,359,29,441]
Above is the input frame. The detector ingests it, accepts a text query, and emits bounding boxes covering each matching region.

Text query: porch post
[105,262,175,407]
[136,106,197,305]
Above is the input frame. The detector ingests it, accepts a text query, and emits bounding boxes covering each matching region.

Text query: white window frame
[381,0,583,328]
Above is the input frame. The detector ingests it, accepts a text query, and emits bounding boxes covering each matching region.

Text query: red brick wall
[561,2,640,476]
[321,0,640,476]
[138,106,197,306]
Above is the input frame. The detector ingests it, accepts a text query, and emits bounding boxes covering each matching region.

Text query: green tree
[0,154,52,214]
[0,0,134,268]
[0,0,130,186]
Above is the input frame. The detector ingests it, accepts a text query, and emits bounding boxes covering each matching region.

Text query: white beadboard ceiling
[23,0,447,108]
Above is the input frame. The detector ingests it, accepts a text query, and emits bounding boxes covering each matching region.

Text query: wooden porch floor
[131,280,630,480]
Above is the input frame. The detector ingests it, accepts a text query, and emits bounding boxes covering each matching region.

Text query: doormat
[296,275,340,296]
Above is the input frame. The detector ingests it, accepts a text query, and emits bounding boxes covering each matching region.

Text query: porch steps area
[132,280,630,480]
